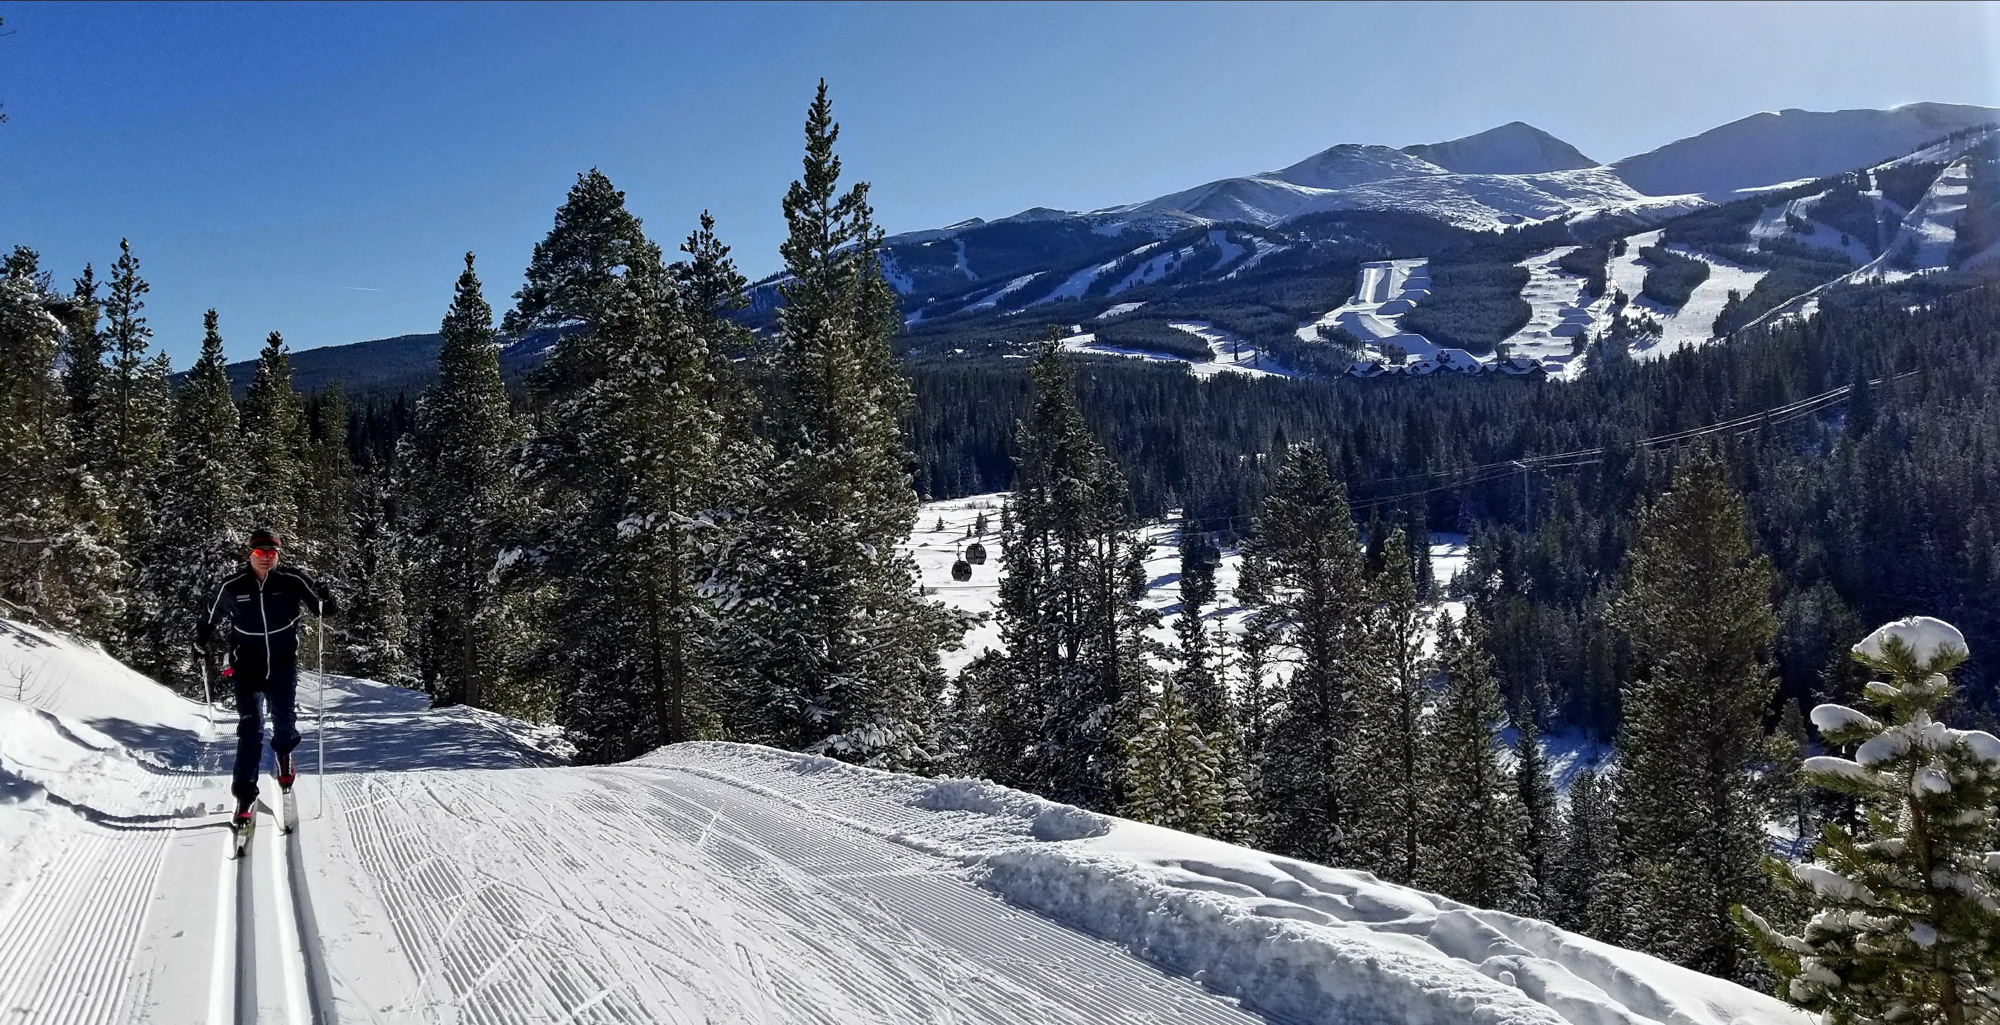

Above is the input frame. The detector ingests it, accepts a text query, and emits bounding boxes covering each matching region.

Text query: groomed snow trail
[324,758,1270,1024]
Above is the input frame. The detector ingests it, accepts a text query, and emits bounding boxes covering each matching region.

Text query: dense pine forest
[6,80,2000,1013]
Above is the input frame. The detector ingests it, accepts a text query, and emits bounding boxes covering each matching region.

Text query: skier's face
[250,545,280,574]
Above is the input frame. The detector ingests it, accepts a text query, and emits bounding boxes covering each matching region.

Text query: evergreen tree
[1417,610,1532,911]
[100,239,170,548]
[1174,523,1225,733]
[1612,454,1778,981]
[1551,768,1624,936]
[342,474,411,686]
[975,336,1156,807]
[1239,443,1371,863]
[1764,697,1816,856]
[1738,618,2000,1025]
[403,254,521,710]
[1123,674,1229,835]
[298,386,355,578]
[239,331,307,540]
[724,82,962,771]
[1515,714,1559,915]
[0,248,117,630]
[134,310,246,687]
[1346,527,1430,885]
[59,264,106,465]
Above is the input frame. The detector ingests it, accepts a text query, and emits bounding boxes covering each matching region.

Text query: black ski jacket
[198,565,338,678]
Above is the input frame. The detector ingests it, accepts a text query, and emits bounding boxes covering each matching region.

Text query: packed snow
[1596,230,1769,357]
[0,517,1801,1024]
[1852,615,1969,665]
[1056,322,1293,379]
[1500,246,1597,378]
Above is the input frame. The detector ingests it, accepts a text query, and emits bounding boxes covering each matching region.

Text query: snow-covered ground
[912,494,1465,679]
[1296,258,1439,361]
[1501,246,1597,378]
[1598,230,1769,358]
[0,607,1803,1025]
[1056,321,1293,379]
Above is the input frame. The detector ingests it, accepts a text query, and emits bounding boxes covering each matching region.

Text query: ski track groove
[0,762,200,1025]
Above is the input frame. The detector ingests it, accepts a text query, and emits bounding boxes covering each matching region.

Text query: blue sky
[3,1,1998,362]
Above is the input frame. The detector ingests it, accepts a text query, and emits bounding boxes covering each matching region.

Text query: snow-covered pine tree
[1124,673,1229,835]
[341,474,411,687]
[1515,713,1558,916]
[1405,502,1435,601]
[1612,454,1778,981]
[0,248,118,631]
[48,262,121,641]
[239,331,307,541]
[99,241,171,663]
[1346,526,1431,885]
[976,335,1156,808]
[1737,617,2000,1025]
[725,82,961,771]
[402,254,522,710]
[1417,609,1533,911]
[1239,442,1372,864]
[133,310,246,687]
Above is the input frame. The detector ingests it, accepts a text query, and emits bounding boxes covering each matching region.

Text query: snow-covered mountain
[1611,102,2000,197]
[1402,121,1598,175]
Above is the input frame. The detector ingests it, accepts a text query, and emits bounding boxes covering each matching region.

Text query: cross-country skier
[198,527,338,831]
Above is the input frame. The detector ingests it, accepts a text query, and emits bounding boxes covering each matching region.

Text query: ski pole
[315,612,327,820]
[198,649,214,744]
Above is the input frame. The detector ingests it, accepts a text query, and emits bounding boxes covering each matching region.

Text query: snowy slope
[1501,246,1597,377]
[1611,103,1998,197]
[1597,230,1769,358]
[1055,322,1295,379]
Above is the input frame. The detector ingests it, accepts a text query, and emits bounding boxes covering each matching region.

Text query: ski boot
[275,753,300,834]
[230,801,256,857]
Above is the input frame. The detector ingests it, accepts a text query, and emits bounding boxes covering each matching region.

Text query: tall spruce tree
[1417,610,1533,911]
[1551,768,1625,936]
[404,254,521,710]
[1515,714,1559,916]
[1738,618,2000,1025]
[100,239,170,547]
[724,82,961,770]
[975,336,1156,808]
[239,331,307,541]
[1347,527,1431,885]
[298,387,355,578]
[1611,454,1778,981]
[134,310,246,687]
[1239,443,1372,863]
[59,265,106,466]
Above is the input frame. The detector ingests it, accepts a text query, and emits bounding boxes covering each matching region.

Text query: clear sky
[3,1,1998,362]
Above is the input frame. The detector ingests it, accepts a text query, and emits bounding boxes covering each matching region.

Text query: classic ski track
[0,747,205,1024]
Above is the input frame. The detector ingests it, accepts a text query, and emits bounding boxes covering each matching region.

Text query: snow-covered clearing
[1501,246,1596,378]
[1094,301,1147,320]
[1599,230,1769,358]
[1749,199,1875,265]
[1055,322,1293,380]
[1296,258,1438,361]
[0,607,1803,1025]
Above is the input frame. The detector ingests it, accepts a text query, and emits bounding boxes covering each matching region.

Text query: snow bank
[655,742,1809,1025]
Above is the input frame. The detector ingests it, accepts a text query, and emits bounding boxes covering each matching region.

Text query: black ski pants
[231,663,301,804]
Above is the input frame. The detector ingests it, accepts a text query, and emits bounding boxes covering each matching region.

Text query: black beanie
[249,527,282,549]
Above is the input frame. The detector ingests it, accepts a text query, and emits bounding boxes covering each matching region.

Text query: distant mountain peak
[1400,122,1597,175]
